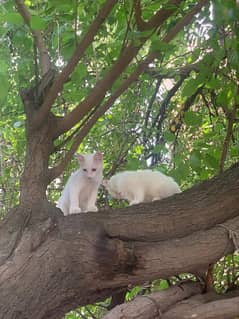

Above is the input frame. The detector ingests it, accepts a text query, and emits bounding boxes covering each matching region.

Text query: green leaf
[153,144,167,154]
[164,131,175,143]
[181,80,198,98]
[158,279,169,290]
[151,37,175,54]
[126,158,141,170]
[0,75,9,102]
[205,153,219,169]
[184,111,202,126]
[30,16,46,30]
[3,13,24,25]
[190,152,201,171]
[206,77,221,89]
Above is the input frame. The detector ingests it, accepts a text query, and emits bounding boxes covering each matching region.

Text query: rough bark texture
[163,289,239,319]
[103,281,203,319]
[0,164,238,318]
[104,282,239,319]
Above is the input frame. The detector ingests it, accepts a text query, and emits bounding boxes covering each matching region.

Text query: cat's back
[112,170,157,185]
[135,169,180,193]
[111,170,140,188]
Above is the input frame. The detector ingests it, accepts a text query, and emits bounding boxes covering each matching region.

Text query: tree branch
[49,0,210,179]
[163,290,239,319]
[15,0,51,76]
[33,0,118,129]
[103,281,203,319]
[163,0,209,43]
[219,103,238,173]
[53,0,183,138]
[133,0,148,31]
[49,53,156,179]
[0,164,239,318]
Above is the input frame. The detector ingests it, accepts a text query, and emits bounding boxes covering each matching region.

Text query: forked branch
[49,0,210,179]
[33,0,118,129]
[53,0,185,138]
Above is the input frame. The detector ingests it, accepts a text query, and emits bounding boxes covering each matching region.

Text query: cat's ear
[76,154,85,163]
[94,151,103,162]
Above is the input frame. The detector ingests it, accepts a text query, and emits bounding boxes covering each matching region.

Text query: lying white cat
[103,169,181,205]
[57,152,103,215]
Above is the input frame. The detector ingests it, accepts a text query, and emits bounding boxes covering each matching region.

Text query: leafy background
[0,0,239,317]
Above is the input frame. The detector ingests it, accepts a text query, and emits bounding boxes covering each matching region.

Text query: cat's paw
[129,200,141,206]
[87,205,98,212]
[69,207,82,214]
[152,196,161,201]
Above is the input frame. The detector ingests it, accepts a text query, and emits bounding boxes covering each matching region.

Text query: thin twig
[119,1,134,55]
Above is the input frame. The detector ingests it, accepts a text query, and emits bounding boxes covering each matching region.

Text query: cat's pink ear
[76,154,85,163]
[94,151,103,162]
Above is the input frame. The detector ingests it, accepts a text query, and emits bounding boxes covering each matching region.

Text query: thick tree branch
[163,290,239,319]
[103,281,203,319]
[15,0,51,76]
[0,164,239,319]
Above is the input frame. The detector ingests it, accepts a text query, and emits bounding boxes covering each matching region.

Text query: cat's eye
[83,168,87,172]
[92,168,96,172]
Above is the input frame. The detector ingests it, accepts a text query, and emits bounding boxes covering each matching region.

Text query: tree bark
[103,282,239,319]
[163,290,239,319]
[0,164,238,318]
[103,281,203,319]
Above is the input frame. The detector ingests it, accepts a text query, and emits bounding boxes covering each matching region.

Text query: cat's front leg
[86,188,99,212]
[87,205,98,212]
[69,191,82,214]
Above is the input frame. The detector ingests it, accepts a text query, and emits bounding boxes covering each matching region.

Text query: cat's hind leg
[128,190,145,206]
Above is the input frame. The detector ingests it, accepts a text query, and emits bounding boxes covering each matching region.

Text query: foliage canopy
[0,0,239,317]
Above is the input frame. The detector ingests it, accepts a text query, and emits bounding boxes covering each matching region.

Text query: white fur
[57,152,103,215]
[103,170,181,205]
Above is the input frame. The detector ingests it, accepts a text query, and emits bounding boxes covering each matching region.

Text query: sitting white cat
[103,169,181,206]
[57,152,103,215]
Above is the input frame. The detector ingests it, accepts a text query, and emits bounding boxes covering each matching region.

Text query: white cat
[103,169,181,206]
[57,152,103,215]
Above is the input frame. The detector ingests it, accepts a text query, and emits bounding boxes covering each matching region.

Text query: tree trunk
[19,88,56,207]
[0,164,238,318]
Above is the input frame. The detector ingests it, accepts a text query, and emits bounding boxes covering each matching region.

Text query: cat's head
[76,152,103,180]
[102,178,122,199]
